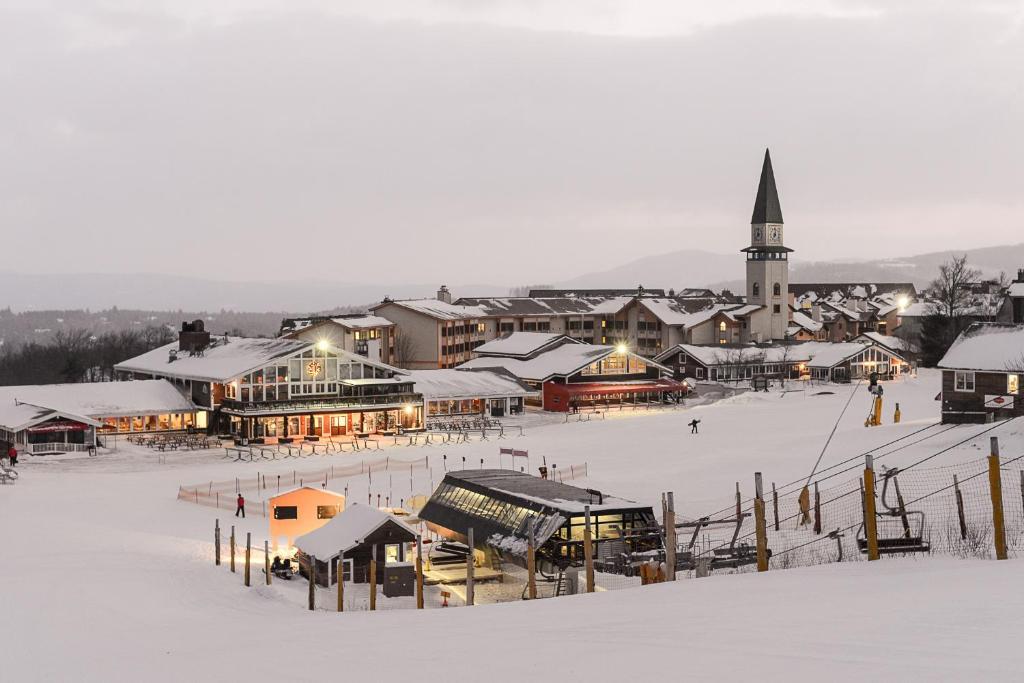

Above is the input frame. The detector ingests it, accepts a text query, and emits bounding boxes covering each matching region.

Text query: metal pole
[754,473,769,572]
[465,527,475,606]
[863,455,879,561]
[583,505,595,592]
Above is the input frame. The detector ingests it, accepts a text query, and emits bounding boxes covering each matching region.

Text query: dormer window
[773,282,781,296]
[752,282,760,297]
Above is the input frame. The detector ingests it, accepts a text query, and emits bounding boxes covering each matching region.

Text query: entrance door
[490,399,505,418]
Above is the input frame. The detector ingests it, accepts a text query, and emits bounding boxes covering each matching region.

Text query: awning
[558,378,688,397]
[27,420,90,433]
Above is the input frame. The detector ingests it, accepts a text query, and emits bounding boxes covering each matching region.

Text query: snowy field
[5,369,1024,681]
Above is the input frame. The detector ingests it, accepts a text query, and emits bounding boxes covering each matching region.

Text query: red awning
[559,378,687,397]
[27,420,90,433]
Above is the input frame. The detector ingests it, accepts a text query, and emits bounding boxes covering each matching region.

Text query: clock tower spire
[742,148,792,341]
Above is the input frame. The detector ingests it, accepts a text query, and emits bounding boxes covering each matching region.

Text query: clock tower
[742,148,792,341]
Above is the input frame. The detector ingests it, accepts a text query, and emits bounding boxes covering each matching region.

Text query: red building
[459,333,687,412]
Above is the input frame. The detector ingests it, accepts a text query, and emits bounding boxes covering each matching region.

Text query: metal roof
[751,148,784,225]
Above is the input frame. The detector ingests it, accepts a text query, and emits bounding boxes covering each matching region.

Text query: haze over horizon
[3,1,1023,286]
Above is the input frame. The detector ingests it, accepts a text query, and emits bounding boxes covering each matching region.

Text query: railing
[26,442,93,454]
[220,393,422,415]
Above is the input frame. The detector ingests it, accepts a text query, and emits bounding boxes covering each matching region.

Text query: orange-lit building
[268,486,346,550]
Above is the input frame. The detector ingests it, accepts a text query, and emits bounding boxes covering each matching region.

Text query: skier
[687,419,701,434]
[7,444,18,466]
[235,493,245,518]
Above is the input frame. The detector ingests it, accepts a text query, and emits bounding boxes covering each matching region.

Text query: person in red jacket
[235,493,245,518]
[7,445,17,467]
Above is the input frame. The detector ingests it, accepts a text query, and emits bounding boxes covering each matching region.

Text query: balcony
[220,392,423,416]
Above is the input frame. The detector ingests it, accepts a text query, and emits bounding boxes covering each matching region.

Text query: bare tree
[930,255,982,320]
[392,331,419,368]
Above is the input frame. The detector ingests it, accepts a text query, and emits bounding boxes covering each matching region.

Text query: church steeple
[751,148,783,225]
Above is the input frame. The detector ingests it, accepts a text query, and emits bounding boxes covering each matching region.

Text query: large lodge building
[114,321,423,440]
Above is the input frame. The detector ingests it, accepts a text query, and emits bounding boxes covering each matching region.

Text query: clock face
[768,226,781,243]
[753,226,763,242]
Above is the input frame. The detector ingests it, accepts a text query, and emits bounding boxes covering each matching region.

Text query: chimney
[178,319,211,353]
[437,285,452,304]
[637,284,645,297]
[1016,268,1024,284]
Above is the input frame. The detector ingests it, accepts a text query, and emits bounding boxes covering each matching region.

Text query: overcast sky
[2,1,1023,287]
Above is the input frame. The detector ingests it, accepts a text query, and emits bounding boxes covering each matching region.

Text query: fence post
[308,555,316,611]
[466,527,475,606]
[369,549,377,611]
[244,532,251,587]
[664,492,677,582]
[230,526,236,572]
[265,540,271,585]
[527,516,537,600]
[988,437,1008,560]
[953,474,967,540]
[337,552,344,613]
[215,519,221,566]
[754,473,769,572]
[863,455,879,561]
[583,505,595,592]
[415,536,424,610]
[772,483,779,532]
[813,481,822,535]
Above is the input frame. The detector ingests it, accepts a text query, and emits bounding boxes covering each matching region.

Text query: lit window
[1009,374,1020,396]
[719,321,727,331]
[954,371,975,392]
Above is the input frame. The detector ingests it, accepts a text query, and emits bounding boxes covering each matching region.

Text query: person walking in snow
[688,419,701,434]
[235,493,245,518]
[7,444,18,466]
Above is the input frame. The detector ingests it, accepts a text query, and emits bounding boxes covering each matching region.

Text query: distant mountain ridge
[557,243,1024,294]
[2,242,1022,313]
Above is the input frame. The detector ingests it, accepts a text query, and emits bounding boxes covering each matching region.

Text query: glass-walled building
[115,322,424,440]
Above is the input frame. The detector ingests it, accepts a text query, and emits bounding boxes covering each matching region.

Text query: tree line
[0,326,175,386]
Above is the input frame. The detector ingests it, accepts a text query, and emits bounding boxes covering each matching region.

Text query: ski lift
[857,467,930,554]
[676,513,770,570]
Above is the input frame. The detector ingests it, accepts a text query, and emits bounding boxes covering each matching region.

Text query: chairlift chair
[857,467,930,554]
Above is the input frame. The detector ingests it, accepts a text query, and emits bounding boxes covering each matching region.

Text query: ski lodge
[115,321,424,440]
[405,368,536,419]
[457,333,687,411]
[0,379,198,454]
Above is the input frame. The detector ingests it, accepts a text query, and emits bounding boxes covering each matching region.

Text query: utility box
[383,562,415,597]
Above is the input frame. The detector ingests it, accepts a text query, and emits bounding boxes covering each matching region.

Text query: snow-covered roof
[720,304,762,321]
[658,340,905,370]
[329,315,395,330]
[1009,283,1024,297]
[638,300,735,327]
[460,343,666,382]
[295,503,417,559]
[373,299,487,321]
[0,402,99,432]
[455,296,633,317]
[898,302,937,318]
[790,311,823,333]
[116,337,308,383]
[407,369,537,400]
[474,332,571,358]
[938,323,1024,372]
[269,485,346,502]
[0,380,194,429]
[115,337,401,384]
[659,344,811,366]
[857,332,916,354]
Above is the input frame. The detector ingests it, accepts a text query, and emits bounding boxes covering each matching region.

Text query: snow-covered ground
[5,369,1024,680]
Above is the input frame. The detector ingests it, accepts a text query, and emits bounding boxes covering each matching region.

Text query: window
[773,304,781,313]
[1009,374,1020,396]
[954,371,975,392]
[696,367,704,379]
[317,505,339,520]
[773,282,781,296]
[752,282,760,297]
[273,505,298,520]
